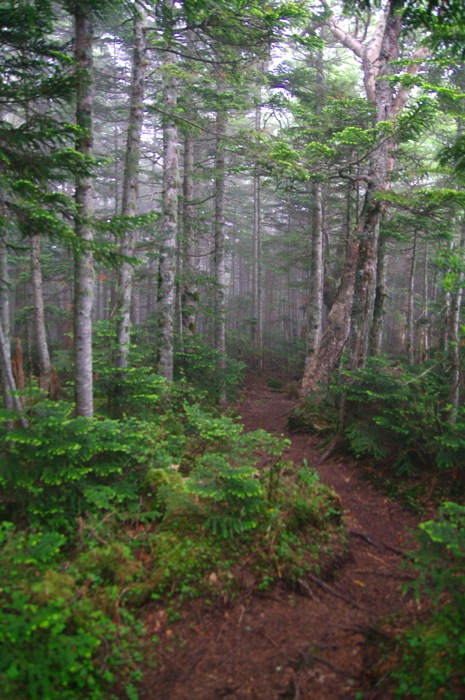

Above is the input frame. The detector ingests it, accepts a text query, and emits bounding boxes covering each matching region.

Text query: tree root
[350,530,405,557]
[298,649,356,679]
[305,572,375,613]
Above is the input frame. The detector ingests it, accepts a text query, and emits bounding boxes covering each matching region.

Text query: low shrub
[0,524,141,700]
[388,502,465,699]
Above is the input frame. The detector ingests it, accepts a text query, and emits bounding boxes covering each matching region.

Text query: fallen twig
[305,572,375,613]
[352,568,415,581]
[350,530,405,557]
[300,649,356,679]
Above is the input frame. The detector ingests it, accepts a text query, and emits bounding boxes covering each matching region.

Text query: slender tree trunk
[405,230,418,366]
[157,0,179,382]
[370,231,388,355]
[0,319,27,427]
[180,131,198,336]
[214,78,227,404]
[30,236,52,392]
[305,181,324,363]
[416,240,431,361]
[74,5,94,417]
[252,95,264,371]
[301,235,358,395]
[0,235,13,411]
[115,7,146,370]
[448,218,465,421]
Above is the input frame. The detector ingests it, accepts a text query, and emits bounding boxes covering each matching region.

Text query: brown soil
[140,378,422,700]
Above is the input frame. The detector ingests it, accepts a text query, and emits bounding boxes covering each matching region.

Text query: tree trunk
[448,218,465,421]
[301,235,358,395]
[214,78,227,404]
[305,181,324,363]
[115,7,147,370]
[30,236,52,392]
[0,234,13,411]
[370,231,388,356]
[180,131,198,336]
[301,2,417,394]
[74,4,94,418]
[157,0,179,382]
[405,230,418,365]
[252,96,264,371]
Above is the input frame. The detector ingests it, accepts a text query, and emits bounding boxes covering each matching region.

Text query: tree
[157,0,179,382]
[115,5,147,371]
[73,1,95,417]
[0,0,78,418]
[301,0,429,394]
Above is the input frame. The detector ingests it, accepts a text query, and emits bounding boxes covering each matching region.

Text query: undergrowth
[293,357,465,506]
[0,369,344,700]
[367,502,465,699]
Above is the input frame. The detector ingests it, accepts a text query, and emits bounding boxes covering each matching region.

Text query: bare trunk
[0,235,13,411]
[301,236,358,395]
[0,320,27,427]
[406,231,418,365]
[180,131,198,336]
[305,181,324,361]
[30,236,52,392]
[214,79,227,404]
[116,7,146,370]
[448,218,465,421]
[158,0,179,382]
[252,97,264,371]
[370,231,388,356]
[74,5,94,417]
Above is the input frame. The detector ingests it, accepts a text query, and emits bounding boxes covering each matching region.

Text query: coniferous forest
[2,1,465,698]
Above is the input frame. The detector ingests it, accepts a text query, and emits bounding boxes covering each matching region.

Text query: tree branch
[392,46,431,115]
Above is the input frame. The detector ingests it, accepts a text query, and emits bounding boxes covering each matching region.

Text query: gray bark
[0,319,27,427]
[74,4,95,418]
[116,7,147,370]
[370,231,388,356]
[252,102,264,371]
[405,231,418,366]
[214,78,227,404]
[180,131,198,336]
[305,181,324,362]
[302,2,425,394]
[448,218,465,420]
[30,236,52,392]
[158,0,179,382]
[0,235,12,411]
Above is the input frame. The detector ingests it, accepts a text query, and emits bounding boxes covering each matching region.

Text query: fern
[345,422,388,461]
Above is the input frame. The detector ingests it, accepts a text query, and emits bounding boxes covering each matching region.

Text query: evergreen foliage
[388,502,465,699]
[0,372,344,698]
[331,358,453,475]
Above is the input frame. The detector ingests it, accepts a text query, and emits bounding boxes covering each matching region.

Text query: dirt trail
[143,380,421,700]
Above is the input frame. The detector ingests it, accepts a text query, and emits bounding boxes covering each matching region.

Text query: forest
[1,0,465,698]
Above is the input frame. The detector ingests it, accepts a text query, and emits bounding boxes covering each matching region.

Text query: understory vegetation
[291,356,465,506]
[0,359,344,700]
[291,356,465,697]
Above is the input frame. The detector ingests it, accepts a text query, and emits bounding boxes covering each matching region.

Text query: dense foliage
[0,368,343,699]
[2,0,465,697]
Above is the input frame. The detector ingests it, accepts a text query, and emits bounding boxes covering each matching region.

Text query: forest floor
[140,377,424,700]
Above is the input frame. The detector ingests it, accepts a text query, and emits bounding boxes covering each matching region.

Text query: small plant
[388,502,465,699]
[0,400,150,532]
[0,524,141,700]
[266,377,284,391]
[174,333,245,400]
[288,394,338,434]
[187,453,265,535]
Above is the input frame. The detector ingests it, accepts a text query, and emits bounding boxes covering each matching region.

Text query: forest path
[143,378,421,700]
